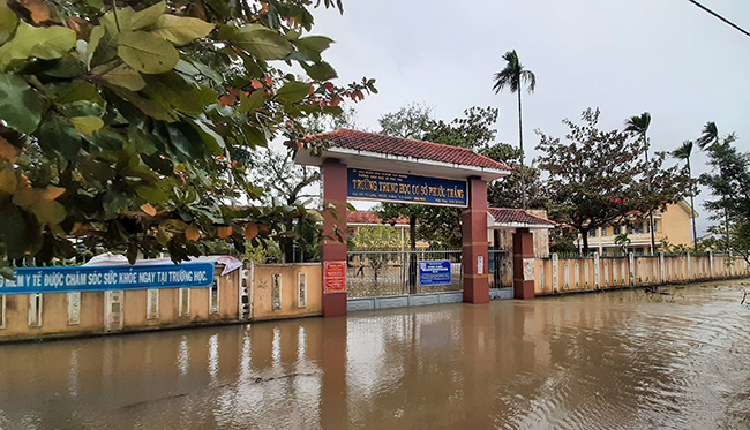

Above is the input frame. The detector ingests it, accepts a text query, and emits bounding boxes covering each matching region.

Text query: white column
[593,252,600,288]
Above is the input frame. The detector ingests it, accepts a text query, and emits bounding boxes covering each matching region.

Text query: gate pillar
[513,227,535,299]
[462,177,489,304]
[321,159,348,317]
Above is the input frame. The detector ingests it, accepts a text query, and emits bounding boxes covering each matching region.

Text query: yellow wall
[661,202,695,247]
[252,263,322,320]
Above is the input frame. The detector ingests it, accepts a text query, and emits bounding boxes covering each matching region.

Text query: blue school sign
[0,263,215,295]
[418,260,452,286]
[347,168,467,207]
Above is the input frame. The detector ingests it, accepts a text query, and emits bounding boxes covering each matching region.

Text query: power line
[685,0,750,38]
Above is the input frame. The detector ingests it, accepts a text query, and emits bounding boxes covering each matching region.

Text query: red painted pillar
[321,159,348,317]
[513,227,535,300]
[462,177,489,304]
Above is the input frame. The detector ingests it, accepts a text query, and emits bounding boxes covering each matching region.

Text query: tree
[614,233,631,253]
[377,102,436,140]
[251,108,358,262]
[672,140,699,250]
[699,133,750,262]
[376,105,505,250]
[624,112,656,254]
[493,49,536,209]
[536,108,693,255]
[482,142,546,210]
[0,0,375,277]
[697,121,738,251]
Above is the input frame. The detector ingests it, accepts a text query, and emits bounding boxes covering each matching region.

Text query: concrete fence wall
[534,252,749,295]
[0,262,323,342]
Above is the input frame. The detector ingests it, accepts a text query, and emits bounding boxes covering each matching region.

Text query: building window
[147,288,159,319]
[210,278,219,314]
[653,221,658,232]
[614,226,622,235]
[179,287,190,317]
[635,223,644,234]
[0,295,5,329]
[67,292,81,325]
[627,225,634,235]
[601,226,608,236]
[272,274,282,310]
[29,293,43,327]
[588,230,596,237]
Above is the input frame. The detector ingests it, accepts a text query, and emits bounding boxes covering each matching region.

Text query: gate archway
[296,129,511,317]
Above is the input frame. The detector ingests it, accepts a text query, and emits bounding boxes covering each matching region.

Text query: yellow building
[583,201,698,255]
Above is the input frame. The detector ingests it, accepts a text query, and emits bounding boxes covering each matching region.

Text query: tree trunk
[644,134,655,255]
[581,229,589,256]
[688,157,698,251]
[517,89,526,210]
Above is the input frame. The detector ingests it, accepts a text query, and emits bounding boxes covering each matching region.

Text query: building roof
[347,211,410,226]
[296,129,511,182]
[488,208,556,228]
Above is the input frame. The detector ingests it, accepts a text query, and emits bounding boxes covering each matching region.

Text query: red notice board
[324,262,347,293]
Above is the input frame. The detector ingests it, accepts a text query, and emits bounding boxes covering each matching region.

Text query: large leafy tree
[251,108,358,262]
[0,0,375,276]
[482,142,546,210]
[698,127,749,261]
[697,121,737,250]
[493,49,536,209]
[672,140,699,249]
[536,108,693,255]
[376,105,505,250]
[624,112,657,254]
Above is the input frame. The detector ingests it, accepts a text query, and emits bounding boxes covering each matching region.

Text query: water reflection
[0,280,748,429]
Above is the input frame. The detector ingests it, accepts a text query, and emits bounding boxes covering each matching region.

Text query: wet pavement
[0,280,749,429]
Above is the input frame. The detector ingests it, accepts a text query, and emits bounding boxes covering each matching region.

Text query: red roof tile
[303,129,511,171]
[488,208,556,227]
[347,211,410,226]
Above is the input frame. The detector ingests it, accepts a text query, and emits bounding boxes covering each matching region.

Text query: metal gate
[346,250,462,298]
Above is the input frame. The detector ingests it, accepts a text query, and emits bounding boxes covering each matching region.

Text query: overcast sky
[308,0,750,235]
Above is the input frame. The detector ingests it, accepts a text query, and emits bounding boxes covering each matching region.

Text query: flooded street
[1,280,749,430]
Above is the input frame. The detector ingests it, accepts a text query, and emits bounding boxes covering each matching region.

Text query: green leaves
[118,30,179,74]
[151,15,215,45]
[0,74,43,134]
[228,24,294,60]
[0,4,17,44]
[130,1,166,31]
[276,81,310,103]
[293,36,334,62]
[0,22,76,69]
[72,116,104,134]
[142,72,218,115]
[301,61,337,81]
[102,63,146,91]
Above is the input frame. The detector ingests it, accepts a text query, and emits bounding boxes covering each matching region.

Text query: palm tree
[697,121,735,251]
[624,112,655,255]
[493,50,536,209]
[673,140,698,250]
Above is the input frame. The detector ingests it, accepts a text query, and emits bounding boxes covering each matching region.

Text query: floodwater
[1,281,749,430]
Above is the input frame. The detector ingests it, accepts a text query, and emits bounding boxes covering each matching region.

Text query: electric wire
[685,0,750,38]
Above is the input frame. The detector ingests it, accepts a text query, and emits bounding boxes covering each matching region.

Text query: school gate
[296,129,539,317]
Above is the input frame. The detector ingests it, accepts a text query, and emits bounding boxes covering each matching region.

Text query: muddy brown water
[0,280,749,429]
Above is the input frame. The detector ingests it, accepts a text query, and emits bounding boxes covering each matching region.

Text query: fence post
[709,250,714,279]
[628,252,634,286]
[729,251,733,277]
[593,252,600,289]
[659,252,665,284]
[552,253,558,293]
[687,252,692,281]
